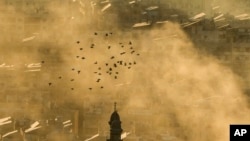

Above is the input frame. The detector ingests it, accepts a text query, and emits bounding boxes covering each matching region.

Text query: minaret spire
[114,102,117,111]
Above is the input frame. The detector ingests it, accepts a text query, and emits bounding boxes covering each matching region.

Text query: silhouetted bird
[105,33,108,37]
[119,61,123,65]
[94,32,97,35]
[94,61,98,64]
[71,88,74,90]
[124,63,127,66]
[120,52,126,55]
[116,72,119,74]
[94,72,97,74]
[58,76,62,79]
[77,41,80,44]
[48,83,52,86]
[76,56,79,58]
[106,63,108,66]
[129,41,132,45]
[80,48,83,50]
[114,76,117,79]
[77,70,81,74]
[134,61,136,65]
[111,56,115,59]
[108,46,111,49]
[71,79,74,81]
[110,32,112,35]
[41,61,45,64]
[131,51,135,54]
[101,86,104,89]
[72,68,75,71]
[137,53,140,56]
[98,73,102,75]
[130,47,133,50]
[128,67,131,69]
[98,67,101,70]
[82,57,85,60]
[121,45,124,48]
[114,64,117,68]
[109,68,112,71]
[89,88,92,90]
[96,79,101,82]
[129,62,132,65]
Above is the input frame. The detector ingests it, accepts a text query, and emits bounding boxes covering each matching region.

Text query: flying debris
[101,3,111,12]
[22,36,36,42]
[190,12,206,21]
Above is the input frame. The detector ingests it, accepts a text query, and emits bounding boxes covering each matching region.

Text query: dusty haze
[0,1,250,141]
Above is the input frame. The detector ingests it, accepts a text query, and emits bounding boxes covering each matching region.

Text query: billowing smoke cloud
[0,1,250,141]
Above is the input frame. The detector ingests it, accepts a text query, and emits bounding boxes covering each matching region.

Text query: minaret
[107,102,123,141]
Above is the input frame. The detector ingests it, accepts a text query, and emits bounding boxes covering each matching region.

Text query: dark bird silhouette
[96,79,101,82]
[114,76,117,79]
[98,73,102,75]
[129,41,132,45]
[98,67,101,70]
[137,53,140,56]
[70,79,74,81]
[48,83,52,86]
[106,63,108,66]
[110,56,115,59]
[109,72,112,75]
[124,63,127,66]
[130,47,133,50]
[41,61,45,64]
[58,76,62,79]
[109,68,112,71]
[129,62,132,65]
[94,72,97,74]
[120,52,126,55]
[77,70,81,74]
[110,32,112,35]
[89,88,92,90]
[108,46,111,49]
[82,57,85,60]
[119,61,123,65]
[90,44,95,48]
[76,41,80,44]
[131,51,135,54]
[114,64,117,68]
[80,48,83,50]
[76,56,79,58]
[94,32,97,35]
[105,33,108,37]
[72,68,75,71]
[134,61,136,65]
[71,88,74,90]
[116,72,119,74]
[94,61,98,64]
[128,67,131,69]
[100,86,104,89]
[121,45,124,48]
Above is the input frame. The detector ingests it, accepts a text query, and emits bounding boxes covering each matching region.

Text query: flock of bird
[45,32,141,91]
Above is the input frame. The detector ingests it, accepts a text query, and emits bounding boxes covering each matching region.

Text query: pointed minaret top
[114,102,117,111]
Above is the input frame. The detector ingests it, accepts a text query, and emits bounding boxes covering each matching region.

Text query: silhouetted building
[107,102,123,141]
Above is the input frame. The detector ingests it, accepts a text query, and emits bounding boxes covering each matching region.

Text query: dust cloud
[0,1,250,141]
